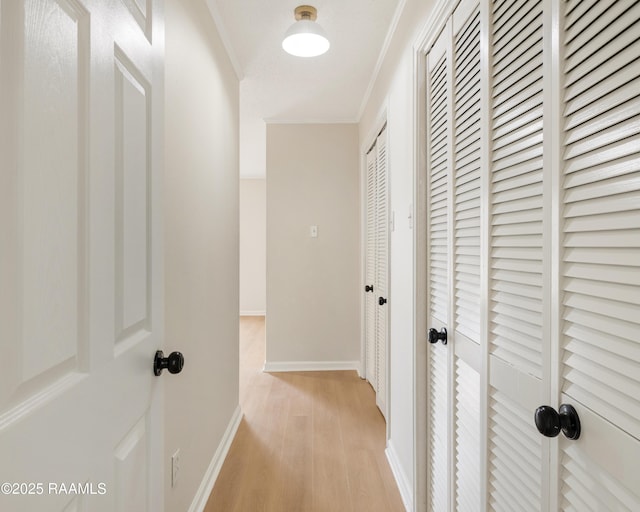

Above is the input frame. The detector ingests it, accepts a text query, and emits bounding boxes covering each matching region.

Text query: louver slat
[427,30,449,512]
[488,1,544,509]
[562,0,640,456]
[489,388,542,512]
[454,7,481,344]
[453,7,482,508]
[375,130,388,415]
[365,147,377,388]
[429,51,450,324]
[489,0,544,378]
[429,345,448,512]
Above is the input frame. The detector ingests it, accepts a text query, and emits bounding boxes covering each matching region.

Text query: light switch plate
[310,225,318,238]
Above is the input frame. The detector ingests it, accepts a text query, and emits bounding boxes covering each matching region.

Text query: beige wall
[165,0,239,510]
[266,124,360,367]
[240,179,266,314]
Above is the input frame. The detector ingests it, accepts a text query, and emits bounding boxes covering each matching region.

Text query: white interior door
[451,1,482,510]
[486,0,548,509]
[365,146,378,388]
[554,0,640,508]
[426,24,451,512]
[364,127,389,419]
[0,1,164,511]
[426,2,483,509]
[423,0,640,510]
[374,127,389,418]
[487,1,640,509]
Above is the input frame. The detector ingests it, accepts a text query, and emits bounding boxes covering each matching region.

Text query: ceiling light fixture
[282,5,330,58]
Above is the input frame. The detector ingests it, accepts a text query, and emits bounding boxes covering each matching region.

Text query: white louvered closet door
[375,128,389,418]
[365,144,378,388]
[426,3,484,510]
[555,0,640,509]
[487,0,548,509]
[426,25,451,512]
[364,127,389,419]
[424,0,640,510]
[451,1,482,511]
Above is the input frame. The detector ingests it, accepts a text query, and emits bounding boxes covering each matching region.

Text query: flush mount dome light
[282,5,330,57]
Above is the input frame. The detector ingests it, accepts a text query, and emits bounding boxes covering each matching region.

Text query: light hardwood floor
[204,316,405,512]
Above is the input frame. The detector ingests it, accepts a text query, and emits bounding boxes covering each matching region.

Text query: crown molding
[356,0,408,121]
[204,0,244,81]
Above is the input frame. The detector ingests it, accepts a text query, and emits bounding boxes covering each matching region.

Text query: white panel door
[0,1,164,511]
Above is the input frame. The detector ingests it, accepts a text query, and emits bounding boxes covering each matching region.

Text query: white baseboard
[188,405,243,512]
[239,310,265,316]
[263,360,360,372]
[386,440,413,512]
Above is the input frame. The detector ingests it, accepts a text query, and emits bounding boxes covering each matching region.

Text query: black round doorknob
[378,296,387,305]
[365,285,374,292]
[428,327,447,345]
[534,405,561,437]
[558,404,581,440]
[534,404,581,440]
[154,350,184,376]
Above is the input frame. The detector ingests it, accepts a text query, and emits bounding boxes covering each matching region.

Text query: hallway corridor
[204,316,404,511]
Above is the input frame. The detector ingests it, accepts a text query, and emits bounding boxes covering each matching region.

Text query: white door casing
[0,1,164,511]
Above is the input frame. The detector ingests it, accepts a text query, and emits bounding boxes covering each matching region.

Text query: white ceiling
[206,0,403,176]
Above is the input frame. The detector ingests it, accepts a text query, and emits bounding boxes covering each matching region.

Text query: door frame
[149,0,166,506]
